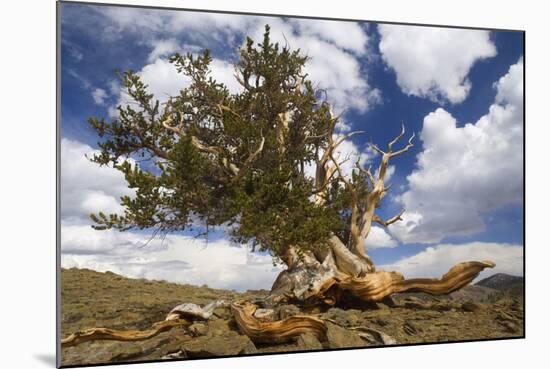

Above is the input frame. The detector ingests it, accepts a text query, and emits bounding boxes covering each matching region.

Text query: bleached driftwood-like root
[268,236,376,306]
[338,260,496,302]
[61,300,229,348]
[328,235,372,277]
[231,300,327,344]
[232,260,495,343]
[61,261,495,348]
[61,319,189,348]
[166,300,228,321]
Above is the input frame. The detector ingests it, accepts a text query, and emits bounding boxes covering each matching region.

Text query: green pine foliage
[88,25,364,261]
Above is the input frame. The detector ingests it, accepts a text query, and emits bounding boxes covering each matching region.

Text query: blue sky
[59,3,524,290]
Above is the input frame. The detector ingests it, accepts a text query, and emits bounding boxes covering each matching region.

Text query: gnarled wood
[328,235,373,276]
[269,246,339,304]
[166,300,228,321]
[61,260,495,348]
[61,300,229,348]
[339,260,495,302]
[231,300,327,344]
[61,319,188,348]
[269,236,376,305]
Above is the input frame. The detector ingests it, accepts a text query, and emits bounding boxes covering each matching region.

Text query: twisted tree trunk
[265,122,497,308]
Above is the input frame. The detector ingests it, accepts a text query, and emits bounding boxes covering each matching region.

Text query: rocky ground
[60,268,524,367]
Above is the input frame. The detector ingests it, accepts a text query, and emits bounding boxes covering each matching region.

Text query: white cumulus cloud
[60,137,282,291]
[61,138,135,223]
[109,55,242,120]
[247,17,379,115]
[379,242,523,281]
[91,88,108,105]
[61,225,282,291]
[293,19,368,55]
[378,24,496,103]
[390,59,523,243]
[366,226,397,249]
[93,7,379,125]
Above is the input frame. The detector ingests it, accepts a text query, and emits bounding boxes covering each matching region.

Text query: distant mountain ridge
[476,273,523,291]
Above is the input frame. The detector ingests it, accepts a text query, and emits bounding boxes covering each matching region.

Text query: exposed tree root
[231,300,327,344]
[230,260,495,344]
[270,243,496,306]
[166,300,228,321]
[61,319,189,348]
[338,260,496,302]
[61,261,495,348]
[61,300,230,348]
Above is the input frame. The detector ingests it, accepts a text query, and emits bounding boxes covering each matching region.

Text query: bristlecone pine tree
[87,25,494,312]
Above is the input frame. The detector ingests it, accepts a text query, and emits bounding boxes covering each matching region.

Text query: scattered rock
[376,331,397,345]
[403,320,422,335]
[278,304,301,319]
[144,331,188,348]
[60,268,525,367]
[402,297,428,310]
[108,342,144,362]
[296,333,323,350]
[495,310,521,333]
[240,338,258,355]
[374,303,391,310]
[182,334,257,357]
[496,311,517,323]
[63,312,84,324]
[322,308,360,327]
[142,333,192,359]
[499,321,519,333]
[380,296,398,308]
[415,311,442,320]
[213,306,232,319]
[325,322,365,349]
[353,327,397,346]
[188,322,209,337]
[461,301,483,313]
[510,300,523,313]
[370,318,390,327]
[357,332,378,345]
[432,303,456,312]
[161,350,186,360]
[359,310,376,321]
[207,317,234,337]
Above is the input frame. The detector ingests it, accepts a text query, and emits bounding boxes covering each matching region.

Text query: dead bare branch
[388,122,405,151]
[373,209,405,227]
[369,143,386,156]
[390,131,416,158]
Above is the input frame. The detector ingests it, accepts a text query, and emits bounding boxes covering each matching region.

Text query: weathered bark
[269,244,496,306]
[232,260,496,344]
[269,235,376,305]
[61,319,189,348]
[338,260,496,302]
[165,300,228,321]
[61,300,228,348]
[269,245,340,305]
[328,235,374,276]
[231,300,327,343]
